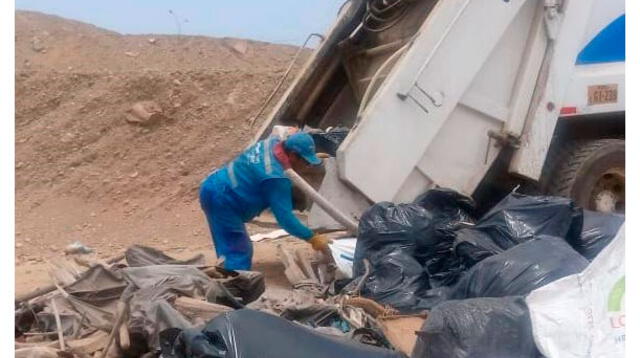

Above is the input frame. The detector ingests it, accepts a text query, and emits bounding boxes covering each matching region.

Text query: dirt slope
[15,10,308,294]
[16,10,299,72]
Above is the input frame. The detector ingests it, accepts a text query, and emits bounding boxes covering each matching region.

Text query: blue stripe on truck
[340,254,354,262]
[576,14,625,65]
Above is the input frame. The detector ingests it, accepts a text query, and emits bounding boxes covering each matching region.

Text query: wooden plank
[15,341,59,350]
[50,299,65,350]
[173,297,232,322]
[66,331,109,355]
[118,323,130,350]
[15,347,60,358]
[99,300,129,358]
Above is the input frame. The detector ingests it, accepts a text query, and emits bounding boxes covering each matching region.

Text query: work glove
[308,234,332,251]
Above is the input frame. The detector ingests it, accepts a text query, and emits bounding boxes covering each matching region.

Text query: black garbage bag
[413,188,476,287]
[359,247,450,313]
[450,236,588,299]
[411,296,539,358]
[453,228,503,267]
[353,202,432,277]
[455,193,583,267]
[568,210,625,260]
[413,188,476,216]
[160,309,404,358]
[310,127,350,156]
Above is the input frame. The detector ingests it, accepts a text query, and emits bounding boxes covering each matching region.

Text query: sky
[15,0,346,45]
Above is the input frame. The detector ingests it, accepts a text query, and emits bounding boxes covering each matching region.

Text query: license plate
[588,84,618,105]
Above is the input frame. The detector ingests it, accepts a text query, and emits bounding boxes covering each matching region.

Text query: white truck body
[255,0,625,228]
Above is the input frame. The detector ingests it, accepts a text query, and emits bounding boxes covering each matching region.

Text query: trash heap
[15,246,268,357]
[349,189,625,358]
[15,245,418,357]
[15,190,625,358]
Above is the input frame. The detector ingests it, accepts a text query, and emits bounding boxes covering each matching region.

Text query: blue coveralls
[199,137,314,270]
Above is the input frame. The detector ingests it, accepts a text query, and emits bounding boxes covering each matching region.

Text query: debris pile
[346,190,625,357]
[15,245,266,357]
[15,190,625,357]
[15,243,422,357]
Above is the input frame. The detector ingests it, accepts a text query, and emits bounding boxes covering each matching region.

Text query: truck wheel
[544,139,625,213]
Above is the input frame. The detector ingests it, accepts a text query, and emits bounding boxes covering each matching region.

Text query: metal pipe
[285,168,359,234]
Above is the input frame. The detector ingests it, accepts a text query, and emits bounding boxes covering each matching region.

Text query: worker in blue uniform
[199,132,331,270]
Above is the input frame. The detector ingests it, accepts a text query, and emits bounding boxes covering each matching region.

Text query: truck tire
[544,139,625,213]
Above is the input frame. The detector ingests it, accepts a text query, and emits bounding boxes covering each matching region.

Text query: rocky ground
[15,10,312,296]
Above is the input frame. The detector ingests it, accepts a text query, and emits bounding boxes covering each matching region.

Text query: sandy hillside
[15,10,311,295]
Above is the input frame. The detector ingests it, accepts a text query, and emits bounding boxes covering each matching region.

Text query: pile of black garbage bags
[157,189,623,358]
[352,189,624,358]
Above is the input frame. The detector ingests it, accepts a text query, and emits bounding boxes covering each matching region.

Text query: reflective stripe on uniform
[227,161,239,188]
[264,140,273,175]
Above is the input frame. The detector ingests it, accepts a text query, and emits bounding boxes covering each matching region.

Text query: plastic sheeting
[121,266,265,350]
[125,245,205,267]
[57,265,128,330]
[568,210,624,260]
[129,299,193,351]
[454,193,583,267]
[328,238,357,279]
[16,245,272,355]
[450,236,588,299]
[411,296,538,358]
[121,265,211,300]
[160,309,404,358]
[66,265,128,304]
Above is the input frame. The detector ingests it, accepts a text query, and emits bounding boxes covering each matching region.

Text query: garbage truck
[253,0,625,229]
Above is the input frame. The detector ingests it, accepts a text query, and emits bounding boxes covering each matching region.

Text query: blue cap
[284,132,321,165]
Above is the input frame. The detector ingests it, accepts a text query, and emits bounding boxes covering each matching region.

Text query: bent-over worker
[199,132,331,270]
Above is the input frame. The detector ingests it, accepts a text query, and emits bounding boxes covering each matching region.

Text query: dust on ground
[15,10,312,297]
